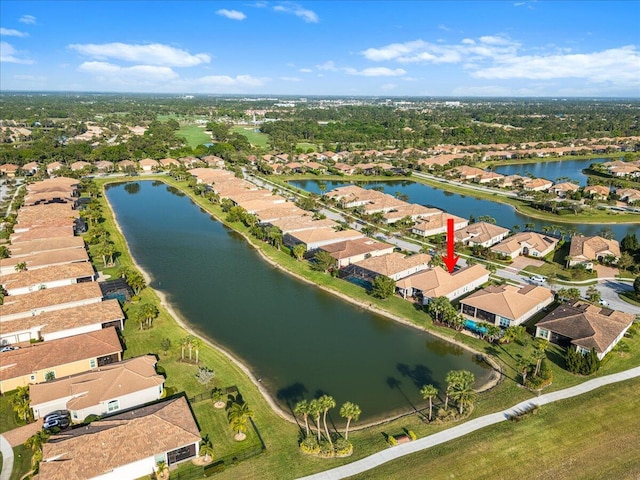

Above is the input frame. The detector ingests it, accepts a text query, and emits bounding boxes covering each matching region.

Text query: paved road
[0,435,13,480]
[297,366,640,480]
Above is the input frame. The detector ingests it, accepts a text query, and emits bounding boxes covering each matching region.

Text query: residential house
[0,248,89,276]
[568,235,621,268]
[30,355,164,421]
[139,158,160,172]
[95,160,115,172]
[200,155,225,168]
[27,177,78,196]
[70,161,91,172]
[476,171,505,184]
[0,164,19,177]
[22,162,40,175]
[284,227,364,252]
[583,185,610,200]
[159,157,180,169]
[382,204,442,224]
[10,225,75,243]
[396,264,490,304]
[333,163,356,175]
[117,160,137,171]
[1,262,95,295]
[535,301,634,359]
[490,231,559,259]
[39,396,201,480]
[0,299,124,345]
[319,238,395,268]
[265,215,337,234]
[411,212,469,237]
[550,182,579,198]
[454,222,510,248]
[522,178,553,192]
[350,252,431,281]
[46,162,64,175]
[617,188,640,205]
[448,166,486,181]
[0,327,122,394]
[9,235,85,258]
[460,284,554,328]
[501,174,527,188]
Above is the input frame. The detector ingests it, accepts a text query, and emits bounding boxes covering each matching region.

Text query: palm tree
[227,401,253,441]
[318,394,336,447]
[294,400,311,438]
[444,371,460,411]
[292,244,306,261]
[211,387,225,409]
[12,386,32,422]
[448,371,476,414]
[339,402,361,441]
[532,340,549,377]
[180,336,191,361]
[155,460,169,479]
[420,384,438,421]
[140,303,159,329]
[191,337,203,363]
[308,399,322,442]
[14,261,27,272]
[199,439,215,462]
[185,335,195,360]
[427,296,452,323]
[126,270,146,296]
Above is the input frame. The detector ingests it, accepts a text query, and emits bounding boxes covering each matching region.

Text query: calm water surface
[289,180,638,241]
[106,181,491,422]
[492,158,606,186]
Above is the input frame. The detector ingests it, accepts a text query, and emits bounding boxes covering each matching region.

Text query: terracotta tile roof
[10,226,75,243]
[30,355,163,409]
[267,216,337,233]
[551,182,579,193]
[139,158,160,167]
[254,204,306,222]
[491,231,558,256]
[40,397,201,480]
[583,185,610,196]
[0,299,124,338]
[569,235,621,261]
[536,301,634,353]
[95,161,115,170]
[523,178,553,190]
[412,212,468,234]
[225,189,273,204]
[0,282,102,319]
[288,227,364,246]
[455,222,510,245]
[24,191,77,206]
[320,238,394,260]
[8,236,85,257]
[354,252,431,278]
[0,248,89,271]
[397,264,489,298]
[1,262,95,291]
[0,327,122,382]
[159,157,180,166]
[27,177,79,195]
[16,204,79,228]
[461,284,554,321]
[236,197,287,213]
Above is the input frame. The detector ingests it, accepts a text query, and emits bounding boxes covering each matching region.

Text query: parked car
[0,346,19,353]
[43,416,70,431]
[43,410,70,424]
[598,299,609,307]
[530,275,546,285]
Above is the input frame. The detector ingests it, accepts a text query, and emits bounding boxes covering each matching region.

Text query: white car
[530,275,546,285]
[598,299,609,307]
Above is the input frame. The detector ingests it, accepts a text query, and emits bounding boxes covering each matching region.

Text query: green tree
[126,270,146,296]
[318,394,336,447]
[586,285,601,304]
[140,303,159,329]
[294,400,311,438]
[24,430,49,455]
[308,399,322,442]
[192,337,203,363]
[557,287,581,302]
[292,244,306,261]
[621,233,639,253]
[634,276,640,296]
[211,387,225,408]
[12,385,32,423]
[420,384,438,421]
[199,440,215,462]
[532,339,549,377]
[160,338,172,355]
[617,252,634,271]
[311,250,335,273]
[227,401,254,441]
[339,402,361,441]
[14,261,27,272]
[427,296,455,323]
[501,325,527,345]
[371,275,396,299]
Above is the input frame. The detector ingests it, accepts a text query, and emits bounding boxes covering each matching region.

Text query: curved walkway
[297,366,640,480]
[0,435,14,480]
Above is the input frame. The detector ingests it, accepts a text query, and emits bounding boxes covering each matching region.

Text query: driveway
[593,264,619,279]
[510,256,544,271]
[3,419,42,447]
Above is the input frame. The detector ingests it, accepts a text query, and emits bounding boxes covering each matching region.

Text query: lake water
[106,181,492,423]
[289,180,638,241]
[492,158,606,186]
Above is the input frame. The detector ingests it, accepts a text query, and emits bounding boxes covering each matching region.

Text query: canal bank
[103,178,500,426]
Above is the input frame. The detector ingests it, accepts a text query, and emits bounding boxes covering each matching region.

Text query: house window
[498,317,511,328]
[72,411,78,420]
[107,400,119,412]
[538,329,549,339]
[90,359,96,368]
[30,374,36,382]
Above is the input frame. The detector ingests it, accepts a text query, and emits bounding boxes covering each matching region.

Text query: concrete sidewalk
[298,366,640,480]
[0,435,14,480]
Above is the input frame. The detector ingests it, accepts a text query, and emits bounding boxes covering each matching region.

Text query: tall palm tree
[532,340,549,377]
[308,399,322,442]
[318,395,336,447]
[339,402,361,441]
[420,384,438,421]
[140,303,159,329]
[199,439,215,462]
[191,337,203,363]
[227,401,253,441]
[450,381,477,414]
[12,386,32,422]
[294,400,311,438]
[180,336,192,361]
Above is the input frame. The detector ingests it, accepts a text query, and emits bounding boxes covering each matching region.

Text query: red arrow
[442,218,459,273]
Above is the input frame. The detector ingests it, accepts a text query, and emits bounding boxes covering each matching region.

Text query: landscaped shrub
[334,438,353,456]
[319,440,334,457]
[387,435,398,446]
[299,437,320,454]
[408,430,417,441]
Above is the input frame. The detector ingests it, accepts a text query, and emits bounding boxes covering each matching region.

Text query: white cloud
[316,60,337,71]
[19,15,36,25]
[78,61,179,83]
[273,3,319,23]
[479,35,512,46]
[0,41,33,64]
[473,46,640,85]
[362,40,427,61]
[216,9,247,20]
[68,42,211,67]
[344,67,407,77]
[193,74,266,87]
[280,76,301,82]
[0,28,29,38]
[299,68,312,73]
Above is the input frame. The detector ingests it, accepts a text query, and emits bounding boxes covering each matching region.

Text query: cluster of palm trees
[116,266,146,297]
[427,297,465,330]
[294,395,362,452]
[420,370,477,420]
[12,385,32,423]
[179,335,203,363]
[132,303,159,330]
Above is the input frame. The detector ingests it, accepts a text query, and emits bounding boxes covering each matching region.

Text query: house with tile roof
[490,231,559,259]
[454,222,510,248]
[460,284,554,328]
[319,238,395,268]
[0,298,124,345]
[583,185,610,200]
[0,327,122,394]
[535,301,634,359]
[1,262,95,295]
[522,178,553,192]
[30,355,164,421]
[0,248,89,276]
[396,264,490,304]
[350,252,431,281]
[616,188,640,204]
[39,396,201,480]
[265,215,337,234]
[568,235,621,269]
[8,235,85,258]
[550,182,579,198]
[284,227,364,252]
[411,212,469,238]
[10,225,75,243]
[139,158,160,172]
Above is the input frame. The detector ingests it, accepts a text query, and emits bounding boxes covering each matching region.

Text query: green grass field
[350,376,640,480]
[177,124,211,148]
[231,126,270,149]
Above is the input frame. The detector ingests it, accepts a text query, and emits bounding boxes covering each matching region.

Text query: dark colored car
[43,410,71,430]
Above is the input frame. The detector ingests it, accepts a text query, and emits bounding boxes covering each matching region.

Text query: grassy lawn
[10,445,33,480]
[620,292,640,307]
[296,142,318,152]
[350,376,640,480]
[521,243,598,283]
[85,175,640,479]
[482,153,622,168]
[177,124,211,148]
[0,394,26,434]
[231,126,269,149]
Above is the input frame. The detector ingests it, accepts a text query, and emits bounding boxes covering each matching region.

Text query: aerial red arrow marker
[442,218,459,273]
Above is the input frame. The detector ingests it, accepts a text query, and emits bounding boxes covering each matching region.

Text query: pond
[492,158,607,186]
[288,180,638,241]
[106,181,492,423]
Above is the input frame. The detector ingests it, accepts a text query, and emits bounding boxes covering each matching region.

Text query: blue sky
[1,1,639,97]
